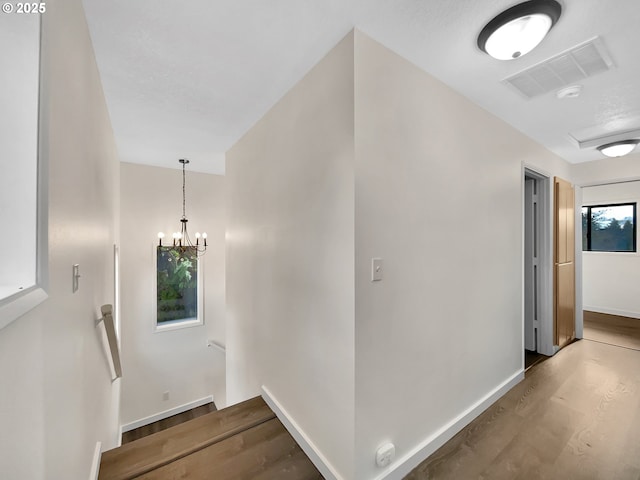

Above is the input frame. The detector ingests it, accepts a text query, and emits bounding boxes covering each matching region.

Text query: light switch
[72,264,80,293]
[372,258,383,282]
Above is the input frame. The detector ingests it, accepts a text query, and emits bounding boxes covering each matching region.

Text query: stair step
[136,418,323,480]
[99,396,276,480]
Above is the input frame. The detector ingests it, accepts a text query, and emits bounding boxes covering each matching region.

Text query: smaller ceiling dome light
[478,0,562,60]
[597,140,640,158]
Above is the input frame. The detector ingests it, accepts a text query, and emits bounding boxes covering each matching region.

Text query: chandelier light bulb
[158,232,165,239]
[202,233,207,239]
[195,232,201,238]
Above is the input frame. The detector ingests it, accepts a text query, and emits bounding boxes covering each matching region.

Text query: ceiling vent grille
[503,37,614,99]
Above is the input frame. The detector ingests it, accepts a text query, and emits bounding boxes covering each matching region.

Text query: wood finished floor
[103,396,322,480]
[583,311,640,351]
[117,312,640,479]
[406,338,640,479]
[136,418,323,480]
[122,402,217,444]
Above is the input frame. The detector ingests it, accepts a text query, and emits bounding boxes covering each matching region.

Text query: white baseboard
[121,395,214,433]
[261,386,344,480]
[89,441,102,480]
[371,370,525,480]
[263,372,523,480]
[584,306,640,320]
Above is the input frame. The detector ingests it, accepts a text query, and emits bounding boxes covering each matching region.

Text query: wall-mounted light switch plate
[72,264,80,293]
[372,258,383,282]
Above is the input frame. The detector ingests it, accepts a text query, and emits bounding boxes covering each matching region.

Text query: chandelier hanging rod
[157,159,207,255]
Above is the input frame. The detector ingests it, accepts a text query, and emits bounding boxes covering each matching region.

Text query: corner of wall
[225,30,356,480]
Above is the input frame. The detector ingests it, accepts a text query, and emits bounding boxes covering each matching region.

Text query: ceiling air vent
[503,37,614,99]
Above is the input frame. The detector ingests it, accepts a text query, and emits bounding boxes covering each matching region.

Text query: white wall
[0,0,121,477]
[581,181,640,319]
[225,29,577,479]
[572,152,640,186]
[119,163,226,425]
[353,31,572,479]
[226,33,355,480]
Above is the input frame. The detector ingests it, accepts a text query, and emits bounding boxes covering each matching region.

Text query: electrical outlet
[376,442,395,468]
[162,391,170,401]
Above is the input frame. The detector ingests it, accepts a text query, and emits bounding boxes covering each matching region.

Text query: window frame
[582,202,637,253]
[153,245,204,333]
[0,16,48,330]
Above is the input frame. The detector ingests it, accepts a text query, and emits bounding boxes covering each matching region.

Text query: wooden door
[554,177,575,348]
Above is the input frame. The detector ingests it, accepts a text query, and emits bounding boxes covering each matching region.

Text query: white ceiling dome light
[478,0,562,60]
[597,140,640,158]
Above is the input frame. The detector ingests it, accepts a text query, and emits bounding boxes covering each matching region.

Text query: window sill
[0,286,48,331]
[154,317,203,333]
[582,250,638,256]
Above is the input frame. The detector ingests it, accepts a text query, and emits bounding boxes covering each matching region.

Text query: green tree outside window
[582,204,636,252]
[157,247,198,323]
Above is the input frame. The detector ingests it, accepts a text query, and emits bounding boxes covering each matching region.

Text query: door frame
[571,177,640,341]
[522,165,555,356]
[574,186,583,341]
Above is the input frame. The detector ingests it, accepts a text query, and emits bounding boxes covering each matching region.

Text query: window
[155,247,202,330]
[0,14,48,329]
[582,203,636,252]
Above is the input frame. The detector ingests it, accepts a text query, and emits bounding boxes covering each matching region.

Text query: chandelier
[157,159,207,255]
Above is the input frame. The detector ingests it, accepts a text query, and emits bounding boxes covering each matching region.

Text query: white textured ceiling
[82,0,640,174]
